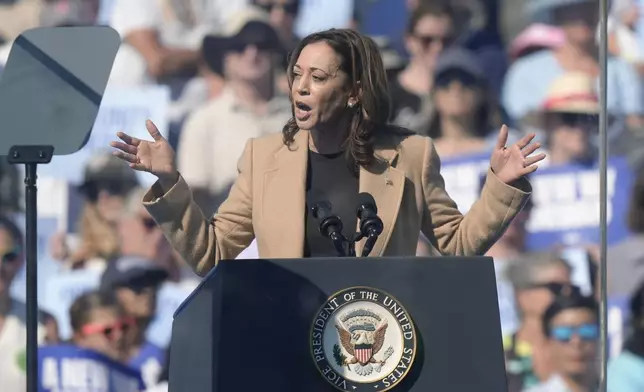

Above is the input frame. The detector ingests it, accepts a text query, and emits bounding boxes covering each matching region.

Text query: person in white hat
[539,72,599,167]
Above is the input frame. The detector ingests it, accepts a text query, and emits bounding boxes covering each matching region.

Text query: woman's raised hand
[110,120,178,186]
[489,125,546,184]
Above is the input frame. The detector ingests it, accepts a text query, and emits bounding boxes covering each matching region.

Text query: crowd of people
[0,0,643,391]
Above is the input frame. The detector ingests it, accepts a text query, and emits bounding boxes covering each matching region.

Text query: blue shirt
[502,50,644,121]
[128,341,165,389]
[608,350,644,392]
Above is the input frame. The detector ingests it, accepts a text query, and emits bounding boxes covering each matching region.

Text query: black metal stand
[6,145,54,392]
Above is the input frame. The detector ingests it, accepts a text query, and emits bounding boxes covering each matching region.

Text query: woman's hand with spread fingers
[490,125,547,184]
[110,120,178,189]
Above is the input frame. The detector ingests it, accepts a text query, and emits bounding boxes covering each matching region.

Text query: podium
[168,257,508,392]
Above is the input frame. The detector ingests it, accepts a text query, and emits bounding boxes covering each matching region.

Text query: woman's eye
[312,75,325,82]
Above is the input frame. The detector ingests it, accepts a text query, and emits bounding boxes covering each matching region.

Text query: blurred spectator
[68,290,129,361]
[55,153,139,269]
[253,0,300,51]
[118,188,179,282]
[538,72,599,167]
[525,293,599,392]
[178,6,291,213]
[100,256,168,389]
[39,0,99,27]
[504,254,575,392]
[109,0,247,85]
[451,0,508,99]
[146,353,170,392]
[608,280,644,391]
[251,0,302,95]
[0,216,57,391]
[108,0,249,128]
[509,24,566,63]
[609,169,644,298]
[0,157,21,214]
[424,48,505,158]
[486,175,533,335]
[389,1,454,132]
[607,0,644,71]
[0,0,100,66]
[0,0,42,44]
[502,0,644,130]
[372,36,406,81]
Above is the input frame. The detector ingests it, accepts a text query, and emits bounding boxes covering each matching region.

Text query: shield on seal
[354,344,373,365]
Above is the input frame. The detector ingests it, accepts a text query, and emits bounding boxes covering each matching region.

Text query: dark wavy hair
[282,29,392,170]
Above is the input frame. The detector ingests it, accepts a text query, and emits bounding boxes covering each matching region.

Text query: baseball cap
[77,152,139,200]
[433,48,485,84]
[100,256,168,291]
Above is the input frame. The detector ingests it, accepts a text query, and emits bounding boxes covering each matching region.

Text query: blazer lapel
[261,130,309,258]
[356,147,405,257]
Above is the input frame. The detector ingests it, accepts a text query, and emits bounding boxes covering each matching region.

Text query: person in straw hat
[539,72,599,167]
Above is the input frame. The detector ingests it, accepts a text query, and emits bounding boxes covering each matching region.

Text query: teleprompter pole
[7,145,54,392]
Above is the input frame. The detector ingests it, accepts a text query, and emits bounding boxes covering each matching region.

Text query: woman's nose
[296,77,310,95]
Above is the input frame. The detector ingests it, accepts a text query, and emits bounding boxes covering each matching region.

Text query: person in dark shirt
[389,2,455,132]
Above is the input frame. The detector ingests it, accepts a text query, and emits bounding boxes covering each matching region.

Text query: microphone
[309,198,349,257]
[356,192,383,257]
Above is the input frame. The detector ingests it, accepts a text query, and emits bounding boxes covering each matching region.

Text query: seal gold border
[309,286,418,391]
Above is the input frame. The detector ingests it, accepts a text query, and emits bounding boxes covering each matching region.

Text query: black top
[304,150,359,257]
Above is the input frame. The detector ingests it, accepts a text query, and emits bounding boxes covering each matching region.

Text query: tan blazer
[143,129,532,276]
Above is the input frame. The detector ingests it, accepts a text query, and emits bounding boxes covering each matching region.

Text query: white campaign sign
[36,85,171,187]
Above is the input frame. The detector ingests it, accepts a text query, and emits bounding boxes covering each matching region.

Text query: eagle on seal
[335,316,388,367]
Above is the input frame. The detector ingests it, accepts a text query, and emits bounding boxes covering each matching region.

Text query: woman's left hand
[490,125,546,184]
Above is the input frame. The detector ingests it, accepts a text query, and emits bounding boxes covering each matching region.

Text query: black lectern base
[169,257,507,392]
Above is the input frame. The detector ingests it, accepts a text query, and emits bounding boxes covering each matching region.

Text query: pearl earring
[348,102,355,108]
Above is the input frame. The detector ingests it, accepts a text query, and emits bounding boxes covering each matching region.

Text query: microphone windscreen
[357,192,377,213]
[306,188,333,220]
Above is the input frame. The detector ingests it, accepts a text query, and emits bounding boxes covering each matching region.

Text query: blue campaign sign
[38,345,144,392]
[439,154,634,250]
[525,157,633,249]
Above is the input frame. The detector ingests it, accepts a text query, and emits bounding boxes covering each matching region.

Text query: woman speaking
[110,29,545,277]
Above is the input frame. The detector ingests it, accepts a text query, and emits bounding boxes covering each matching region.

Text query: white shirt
[177,87,291,195]
[0,301,45,392]
[108,0,249,86]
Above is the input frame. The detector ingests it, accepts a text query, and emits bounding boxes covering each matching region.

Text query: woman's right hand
[110,120,178,189]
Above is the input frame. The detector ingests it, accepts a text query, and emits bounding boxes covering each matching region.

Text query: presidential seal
[310,287,417,391]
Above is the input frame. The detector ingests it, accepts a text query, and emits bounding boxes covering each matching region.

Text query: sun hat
[541,72,599,114]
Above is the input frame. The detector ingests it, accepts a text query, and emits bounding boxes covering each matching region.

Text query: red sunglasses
[81,317,135,341]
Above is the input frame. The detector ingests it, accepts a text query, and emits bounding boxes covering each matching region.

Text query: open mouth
[295,101,312,121]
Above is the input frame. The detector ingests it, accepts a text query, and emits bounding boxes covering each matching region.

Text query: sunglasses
[141,216,157,231]
[551,323,599,342]
[414,34,453,48]
[81,317,134,341]
[525,282,580,296]
[1,248,21,264]
[229,40,276,53]
[435,70,479,89]
[81,180,131,201]
[256,2,299,15]
[553,112,598,128]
